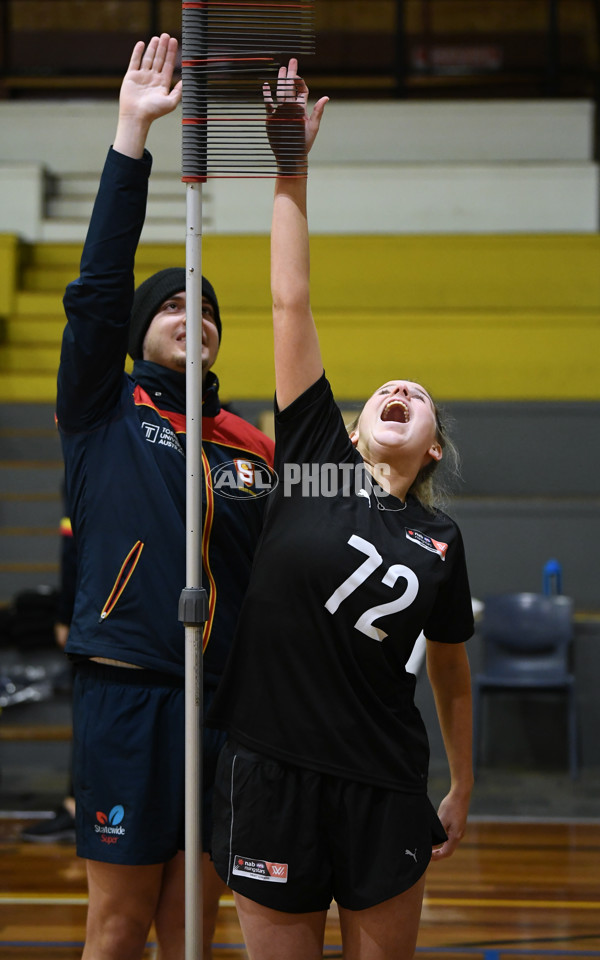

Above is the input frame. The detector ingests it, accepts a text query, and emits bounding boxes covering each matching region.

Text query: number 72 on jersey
[324,535,419,642]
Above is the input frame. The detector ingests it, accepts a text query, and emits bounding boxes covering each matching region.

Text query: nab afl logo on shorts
[210,459,278,500]
[232,855,288,882]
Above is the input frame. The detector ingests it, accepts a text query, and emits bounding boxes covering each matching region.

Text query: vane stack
[182,0,315,179]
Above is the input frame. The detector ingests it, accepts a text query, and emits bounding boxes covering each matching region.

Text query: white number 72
[324,534,418,641]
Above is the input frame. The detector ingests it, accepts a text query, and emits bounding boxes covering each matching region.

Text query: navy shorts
[212,741,447,913]
[72,660,226,865]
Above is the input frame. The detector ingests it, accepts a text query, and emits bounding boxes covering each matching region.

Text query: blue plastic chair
[473,592,578,779]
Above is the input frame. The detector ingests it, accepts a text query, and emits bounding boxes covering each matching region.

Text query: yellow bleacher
[1,234,598,403]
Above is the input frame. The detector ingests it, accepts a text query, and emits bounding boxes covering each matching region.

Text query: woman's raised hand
[263,59,328,173]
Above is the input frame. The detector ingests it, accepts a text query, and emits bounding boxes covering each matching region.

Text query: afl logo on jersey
[210,459,278,500]
[405,528,448,561]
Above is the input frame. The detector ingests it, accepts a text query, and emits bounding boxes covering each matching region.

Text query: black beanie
[128,267,222,360]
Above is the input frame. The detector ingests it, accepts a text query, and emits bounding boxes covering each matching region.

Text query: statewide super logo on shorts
[94,804,126,845]
[232,855,288,882]
[405,528,448,561]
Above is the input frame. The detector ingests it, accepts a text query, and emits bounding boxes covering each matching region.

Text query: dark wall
[449,402,600,498]
[447,401,600,611]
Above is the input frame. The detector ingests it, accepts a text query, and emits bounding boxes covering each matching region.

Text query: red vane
[183,2,311,9]
[182,57,273,65]
[187,173,307,179]
[183,116,304,122]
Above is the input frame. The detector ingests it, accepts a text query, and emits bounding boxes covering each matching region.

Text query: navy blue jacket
[57,147,273,683]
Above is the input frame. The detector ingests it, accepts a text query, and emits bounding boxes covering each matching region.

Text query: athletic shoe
[21,807,76,844]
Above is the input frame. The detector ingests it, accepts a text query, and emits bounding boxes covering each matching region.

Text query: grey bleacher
[0,403,62,603]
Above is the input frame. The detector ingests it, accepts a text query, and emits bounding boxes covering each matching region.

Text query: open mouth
[380,399,410,423]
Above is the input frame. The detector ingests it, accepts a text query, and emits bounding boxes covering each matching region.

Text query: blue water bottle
[542,558,562,595]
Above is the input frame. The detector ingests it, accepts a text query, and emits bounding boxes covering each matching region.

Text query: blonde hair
[410,402,460,512]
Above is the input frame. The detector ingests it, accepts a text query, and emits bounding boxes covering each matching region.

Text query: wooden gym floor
[0,819,598,959]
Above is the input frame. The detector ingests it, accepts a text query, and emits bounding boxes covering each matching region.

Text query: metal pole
[181,0,209,952]
[179,180,206,960]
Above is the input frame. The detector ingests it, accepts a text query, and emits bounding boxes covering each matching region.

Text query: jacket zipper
[99,540,144,622]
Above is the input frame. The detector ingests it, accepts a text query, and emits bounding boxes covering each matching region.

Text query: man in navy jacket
[57,34,274,960]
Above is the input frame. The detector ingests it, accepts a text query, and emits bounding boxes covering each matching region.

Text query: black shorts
[72,660,226,865]
[212,741,447,913]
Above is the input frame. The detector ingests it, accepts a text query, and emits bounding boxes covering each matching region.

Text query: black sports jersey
[209,374,473,792]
